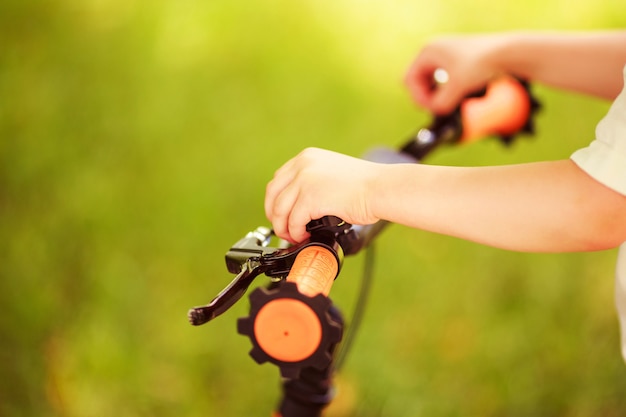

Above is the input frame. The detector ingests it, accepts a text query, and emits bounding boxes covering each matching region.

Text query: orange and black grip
[401,75,539,161]
[237,245,343,379]
[286,245,338,297]
[459,75,536,143]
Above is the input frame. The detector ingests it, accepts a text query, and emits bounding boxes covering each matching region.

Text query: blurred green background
[2,0,626,416]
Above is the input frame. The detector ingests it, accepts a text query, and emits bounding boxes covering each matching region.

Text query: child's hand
[404,35,505,114]
[265,147,383,243]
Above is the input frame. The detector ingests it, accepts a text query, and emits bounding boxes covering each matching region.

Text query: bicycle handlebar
[286,245,338,297]
[189,75,539,328]
[188,74,541,417]
[246,245,340,368]
[401,75,540,159]
[460,75,536,143]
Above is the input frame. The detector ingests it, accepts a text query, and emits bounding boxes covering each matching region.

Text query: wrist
[479,32,523,78]
[367,163,413,224]
[365,163,389,223]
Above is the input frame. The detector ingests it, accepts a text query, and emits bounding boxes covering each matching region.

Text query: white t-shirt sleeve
[571,66,626,195]
[571,65,626,364]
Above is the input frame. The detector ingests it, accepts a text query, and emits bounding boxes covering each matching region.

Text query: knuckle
[297,147,321,162]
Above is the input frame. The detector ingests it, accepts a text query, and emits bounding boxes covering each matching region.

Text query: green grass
[1,1,626,416]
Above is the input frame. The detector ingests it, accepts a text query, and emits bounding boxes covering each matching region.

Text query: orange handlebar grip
[254,297,323,363]
[460,75,531,143]
[286,245,338,297]
[248,246,339,364]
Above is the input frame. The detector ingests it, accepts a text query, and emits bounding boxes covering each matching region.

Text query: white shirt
[570,65,626,362]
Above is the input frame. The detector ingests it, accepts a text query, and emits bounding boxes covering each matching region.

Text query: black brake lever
[188,261,265,326]
[401,76,541,161]
[188,216,357,326]
[188,226,283,326]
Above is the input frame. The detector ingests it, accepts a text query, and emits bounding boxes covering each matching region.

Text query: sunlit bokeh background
[2,0,626,416]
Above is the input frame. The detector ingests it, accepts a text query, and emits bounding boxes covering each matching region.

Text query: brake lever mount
[188,216,356,326]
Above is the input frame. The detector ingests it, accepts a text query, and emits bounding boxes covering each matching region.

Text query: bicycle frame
[188,75,540,417]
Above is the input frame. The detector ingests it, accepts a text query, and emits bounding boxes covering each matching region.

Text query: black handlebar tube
[188,78,539,417]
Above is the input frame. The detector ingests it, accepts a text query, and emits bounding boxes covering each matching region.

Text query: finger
[406,62,459,115]
[270,182,301,243]
[430,79,466,115]
[265,177,284,222]
[287,200,313,244]
[264,160,298,221]
[405,63,439,108]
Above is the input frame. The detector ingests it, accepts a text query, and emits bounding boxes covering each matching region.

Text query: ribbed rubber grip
[286,246,338,297]
[460,75,532,143]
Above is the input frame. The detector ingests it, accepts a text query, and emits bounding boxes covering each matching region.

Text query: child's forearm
[491,31,626,99]
[373,159,626,252]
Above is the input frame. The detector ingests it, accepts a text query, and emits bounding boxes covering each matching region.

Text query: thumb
[430,83,466,115]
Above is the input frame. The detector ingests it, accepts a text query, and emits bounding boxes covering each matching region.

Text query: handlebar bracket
[188,216,354,326]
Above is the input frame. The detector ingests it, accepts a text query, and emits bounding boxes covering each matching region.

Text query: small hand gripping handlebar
[187,75,541,417]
